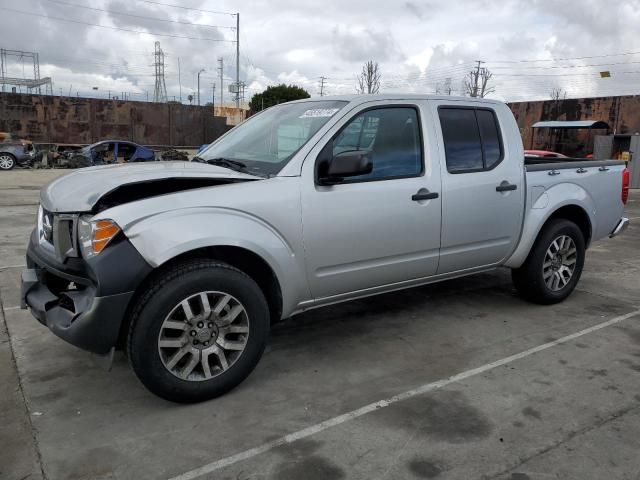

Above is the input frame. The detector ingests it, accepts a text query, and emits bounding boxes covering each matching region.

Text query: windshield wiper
[200,157,268,178]
[206,157,248,170]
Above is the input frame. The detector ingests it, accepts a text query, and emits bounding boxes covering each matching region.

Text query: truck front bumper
[610,217,630,238]
[21,230,152,355]
[21,269,132,354]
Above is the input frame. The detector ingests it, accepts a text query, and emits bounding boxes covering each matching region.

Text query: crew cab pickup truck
[21,95,630,402]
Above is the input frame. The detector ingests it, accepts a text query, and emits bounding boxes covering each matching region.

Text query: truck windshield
[198,100,348,176]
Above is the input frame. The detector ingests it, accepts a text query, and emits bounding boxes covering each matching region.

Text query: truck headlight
[78,217,121,258]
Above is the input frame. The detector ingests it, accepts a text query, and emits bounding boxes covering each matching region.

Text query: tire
[512,219,585,305]
[127,259,270,403]
[0,153,16,170]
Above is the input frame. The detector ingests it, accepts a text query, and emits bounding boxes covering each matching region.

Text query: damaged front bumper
[21,269,132,354]
[21,229,152,355]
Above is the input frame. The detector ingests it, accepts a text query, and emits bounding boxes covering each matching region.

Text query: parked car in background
[0,133,43,170]
[21,95,630,402]
[58,140,156,168]
[48,144,86,165]
[524,150,568,158]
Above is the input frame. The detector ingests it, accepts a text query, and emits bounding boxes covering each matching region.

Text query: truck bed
[523,158,626,242]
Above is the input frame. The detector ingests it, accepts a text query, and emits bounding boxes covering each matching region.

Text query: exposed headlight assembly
[78,217,121,259]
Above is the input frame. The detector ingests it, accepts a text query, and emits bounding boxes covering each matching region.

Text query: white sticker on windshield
[299,108,340,118]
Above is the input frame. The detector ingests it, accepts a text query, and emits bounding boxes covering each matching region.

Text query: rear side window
[439,107,504,173]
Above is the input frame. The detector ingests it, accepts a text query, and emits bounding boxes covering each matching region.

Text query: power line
[487,50,640,64]
[134,0,236,16]
[0,6,236,42]
[43,0,237,29]
[489,60,640,71]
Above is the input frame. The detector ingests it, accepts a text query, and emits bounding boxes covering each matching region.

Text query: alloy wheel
[158,291,250,381]
[543,235,577,291]
[0,155,15,170]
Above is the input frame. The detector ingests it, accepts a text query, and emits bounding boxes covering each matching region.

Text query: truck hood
[41,161,260,213]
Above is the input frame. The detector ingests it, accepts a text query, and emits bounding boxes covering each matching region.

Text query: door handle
[496,183,517,192]
[412,191,439,201]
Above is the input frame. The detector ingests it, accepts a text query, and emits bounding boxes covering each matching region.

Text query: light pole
[197,69,205,106]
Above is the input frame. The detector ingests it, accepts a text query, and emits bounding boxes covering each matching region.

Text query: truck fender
[504,183,596,268]
[122,206,310,317]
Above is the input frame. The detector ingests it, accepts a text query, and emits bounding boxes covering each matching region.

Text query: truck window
[476,109,503,169]
[439,108,483,172]
[331,107,422,182]
[439,107,504,173]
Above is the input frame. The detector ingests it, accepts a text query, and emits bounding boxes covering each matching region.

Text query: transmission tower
[153,41,168,103]
[0,48,52,95]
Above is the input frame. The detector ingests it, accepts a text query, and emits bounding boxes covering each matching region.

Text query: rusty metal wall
[508,95,640,155]
[0,93,228,145]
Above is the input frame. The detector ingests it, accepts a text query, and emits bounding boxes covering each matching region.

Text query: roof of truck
[287,94,504,105]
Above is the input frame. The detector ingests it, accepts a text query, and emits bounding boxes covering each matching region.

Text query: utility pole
[218,57,224,108]
[235,13,240,108]
[212,83,216,114]
[197,68,205,106]
[318,76,327,96]
[178,57,182,103]
[471,60,483,97]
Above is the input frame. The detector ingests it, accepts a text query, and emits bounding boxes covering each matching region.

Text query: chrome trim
[610,217,629,238]
[37,205,55,254]
[37,205,80,259]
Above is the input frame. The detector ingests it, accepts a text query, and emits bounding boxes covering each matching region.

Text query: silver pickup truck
[21,95,630,402]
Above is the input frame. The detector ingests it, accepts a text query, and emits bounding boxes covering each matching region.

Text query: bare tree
[465,66,495,98]
[550,87,567,119]
[356,61,381,94]
[550,87,567,101]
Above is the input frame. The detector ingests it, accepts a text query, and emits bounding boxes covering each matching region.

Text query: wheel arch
[117,245,284,349]
[505,201,593,269]
[545,205,592,246]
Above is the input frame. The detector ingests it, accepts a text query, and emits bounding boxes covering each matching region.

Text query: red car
[524,150,567,158]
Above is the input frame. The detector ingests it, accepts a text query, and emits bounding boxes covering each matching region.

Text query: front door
[300,103,442,300]
[433,101,524,273]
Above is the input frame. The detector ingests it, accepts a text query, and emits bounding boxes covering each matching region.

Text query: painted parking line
[168,308,640,480]
[2,306,21,311]
[0,264,24,270]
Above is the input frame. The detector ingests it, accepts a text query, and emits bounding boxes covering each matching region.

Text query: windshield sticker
[299,108,340,118]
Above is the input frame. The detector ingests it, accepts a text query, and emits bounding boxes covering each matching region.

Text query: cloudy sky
[2,0,640,104]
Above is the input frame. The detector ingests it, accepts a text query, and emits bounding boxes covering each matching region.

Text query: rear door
[117,142,137,162]
[432,101,524,273]
[300,101,442,299]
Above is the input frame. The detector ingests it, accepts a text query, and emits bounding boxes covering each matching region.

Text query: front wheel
[0,153,16,170]
[512,219,585,304]
[127,260,270,403]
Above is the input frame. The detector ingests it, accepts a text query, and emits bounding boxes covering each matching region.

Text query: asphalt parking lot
[1,169,639,480]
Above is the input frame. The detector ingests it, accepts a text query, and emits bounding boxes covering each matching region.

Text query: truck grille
[37,205,79,260]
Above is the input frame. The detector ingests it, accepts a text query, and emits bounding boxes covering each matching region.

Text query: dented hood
[40,161,259,213]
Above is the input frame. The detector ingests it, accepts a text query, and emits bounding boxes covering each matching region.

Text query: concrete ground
[1,169,639,480]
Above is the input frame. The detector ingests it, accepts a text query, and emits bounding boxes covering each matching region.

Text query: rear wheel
[0,153,15,170]
[127,260,270,403]
[512,219,585,304]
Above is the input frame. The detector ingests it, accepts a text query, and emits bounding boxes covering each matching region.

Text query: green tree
[249,84,310,112]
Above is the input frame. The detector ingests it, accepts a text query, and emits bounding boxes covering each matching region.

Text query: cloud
[3,0,640,103]
[332,24,403,63]
[404,2,423,20]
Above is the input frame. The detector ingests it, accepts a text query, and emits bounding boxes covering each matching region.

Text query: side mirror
[319,150,372,185]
